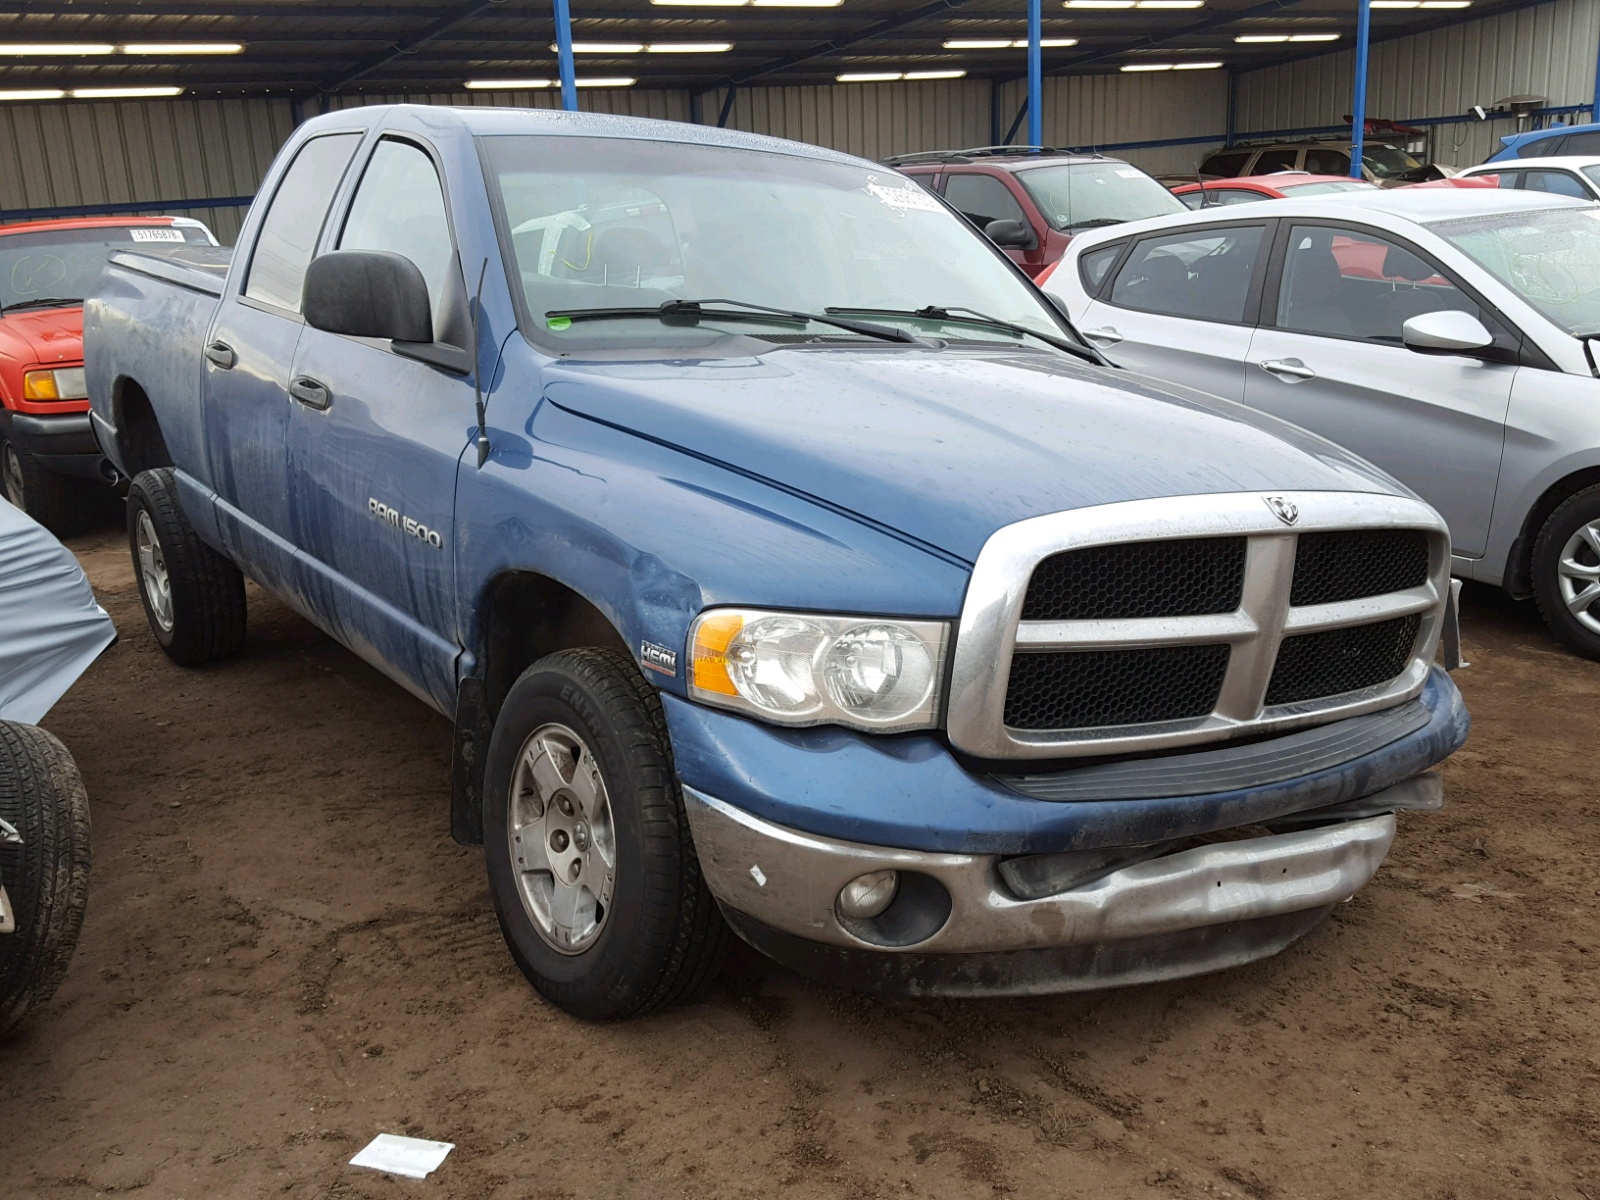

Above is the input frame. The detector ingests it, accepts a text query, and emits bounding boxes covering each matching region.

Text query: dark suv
[889,146,1184,279]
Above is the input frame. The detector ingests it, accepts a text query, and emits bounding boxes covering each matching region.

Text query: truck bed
[106,246,232,299]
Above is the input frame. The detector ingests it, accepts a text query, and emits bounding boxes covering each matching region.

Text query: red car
[1171,172,1378,208]
[0,215,216,529]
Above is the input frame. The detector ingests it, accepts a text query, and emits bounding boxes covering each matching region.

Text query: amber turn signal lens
[22,370,60,401]
[690,612,744,696]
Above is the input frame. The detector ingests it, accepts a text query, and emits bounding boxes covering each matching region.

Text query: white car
[1457,155,1600,201]
[1042,188,1600,658]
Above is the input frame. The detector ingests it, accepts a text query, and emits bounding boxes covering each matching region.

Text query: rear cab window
[244,132,363,313]
[1106,225,1265,322]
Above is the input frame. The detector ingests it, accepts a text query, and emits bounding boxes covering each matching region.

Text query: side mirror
[303,250,434,343]
[984,218,1037,250]
[1402,310,1495,355]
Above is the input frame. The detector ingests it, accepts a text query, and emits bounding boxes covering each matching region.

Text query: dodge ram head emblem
[1264,496,1300,526]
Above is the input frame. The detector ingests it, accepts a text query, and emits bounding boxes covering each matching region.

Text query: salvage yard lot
[3,527,1596,1200]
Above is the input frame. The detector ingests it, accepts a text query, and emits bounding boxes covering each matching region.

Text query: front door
[1076,221,1269,402]
[203,130,364,587]
[1243,222,1516,558]
[284,136,473,712]
[941,171,1043,273]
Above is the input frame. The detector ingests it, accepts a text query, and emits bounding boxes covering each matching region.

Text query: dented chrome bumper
[685,775,1437,992]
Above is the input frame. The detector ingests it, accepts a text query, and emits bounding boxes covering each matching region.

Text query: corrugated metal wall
[1235,0,1600,167]
[709,80,993,159]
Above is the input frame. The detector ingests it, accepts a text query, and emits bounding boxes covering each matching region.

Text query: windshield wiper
[545,298,921,344]
[4,297,83,311]
[1065,217,1125,230]
[825,305,1103,365]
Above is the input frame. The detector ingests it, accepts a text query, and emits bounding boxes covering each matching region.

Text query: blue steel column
[1350,0,1370,178]
[1593,28,1600,119]
[1027,0,1043,148]
[553,0,578,112]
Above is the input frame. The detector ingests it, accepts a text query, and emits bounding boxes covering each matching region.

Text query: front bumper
[0,409,104,480]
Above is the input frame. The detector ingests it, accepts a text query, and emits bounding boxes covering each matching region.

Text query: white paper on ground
[349,1133,455,1179]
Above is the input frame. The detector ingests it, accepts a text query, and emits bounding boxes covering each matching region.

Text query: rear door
[204,130,363,585]
[1242,222,1516,557]
[282,135,474,712]
[1074,220,1270,402]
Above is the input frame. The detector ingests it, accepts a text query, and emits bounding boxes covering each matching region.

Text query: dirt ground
[3,522,1597,1200]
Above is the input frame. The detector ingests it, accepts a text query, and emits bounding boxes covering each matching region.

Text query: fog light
[837,870,899,919]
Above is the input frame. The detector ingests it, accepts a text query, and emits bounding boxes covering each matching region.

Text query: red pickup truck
[0,215,216,529]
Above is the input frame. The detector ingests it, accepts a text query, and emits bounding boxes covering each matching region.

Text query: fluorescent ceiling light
[0,89,67,100]
[647,41,735,52]
[563,42,646,52]
[122,43,244,55]
[751,0,845,6]
[0,43,114,55]
[944,37,1079,48]
[71,86,184,98]
[906,69,967,79]
[1121,60,1221,70]
[1121,62,1171,70]
[837,72,905,82]
[1373,1,1469,6]
[464,77,637,89]
[1066,0,1203,7]
[650,0,842,5]
[1236,32,1338,41]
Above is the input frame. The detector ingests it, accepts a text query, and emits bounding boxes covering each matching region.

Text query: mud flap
[450,678,491,846]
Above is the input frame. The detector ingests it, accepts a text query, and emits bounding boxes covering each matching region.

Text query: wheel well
[451,572,630,847]
[113,379,173,477]
[1506,468,1600,597]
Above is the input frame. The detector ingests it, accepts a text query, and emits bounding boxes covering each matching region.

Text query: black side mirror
[303,250,434,343]
[984,218,1037,250]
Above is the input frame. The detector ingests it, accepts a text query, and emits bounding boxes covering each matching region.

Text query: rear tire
[2,439,88,535]
[1532,484,1600,661]
[0,721,91,1040]
[484,648,728,1020]
[127,468,248,666]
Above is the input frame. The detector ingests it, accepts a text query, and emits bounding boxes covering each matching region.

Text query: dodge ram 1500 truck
[84,105,1469,1020]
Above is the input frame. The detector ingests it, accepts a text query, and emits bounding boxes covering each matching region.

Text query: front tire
[2,439,85,535]
[127,468,248,666]
[0,722,91,1039]
[1532,484,1600,660]
[484,648,727,1020]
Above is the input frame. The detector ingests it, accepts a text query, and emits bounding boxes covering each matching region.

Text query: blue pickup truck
[84,104,1468,1019]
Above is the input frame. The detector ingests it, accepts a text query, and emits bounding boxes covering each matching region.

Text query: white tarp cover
[0,497,116,724]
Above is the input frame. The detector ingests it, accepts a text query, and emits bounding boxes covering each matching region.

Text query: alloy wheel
[1557,519,1600,635]
[507,722,617,955]
[2,445,24,511]
[134,509,175,633]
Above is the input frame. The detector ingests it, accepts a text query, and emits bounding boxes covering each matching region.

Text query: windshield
[0,222,215,311]
[1016,161,1185,231]
[1430,206,1600,335]
[1281,180,1374,196]
[1362,144,1425,179]
[481,135,1075,352]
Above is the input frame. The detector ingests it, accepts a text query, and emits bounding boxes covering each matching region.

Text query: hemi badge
[640,641,678,676]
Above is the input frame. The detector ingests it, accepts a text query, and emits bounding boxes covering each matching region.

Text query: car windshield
[1280,180,1374,196]
[480,134,1076,352]
[1430,206,1600,335]
[1362,144,1425,179]
[0,223,214,311]
[1015,161,1186,231]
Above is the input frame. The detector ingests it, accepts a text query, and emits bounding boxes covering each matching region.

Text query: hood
[543,347,1405,563]
[0,306,84,366]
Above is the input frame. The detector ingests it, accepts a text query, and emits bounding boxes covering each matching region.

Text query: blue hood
[542,346,1404,563]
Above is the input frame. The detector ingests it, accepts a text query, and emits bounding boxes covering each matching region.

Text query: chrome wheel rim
[135,509,175,633]
[508,723,617,955]
[1558,519,1600,635]
[2,445,23,511]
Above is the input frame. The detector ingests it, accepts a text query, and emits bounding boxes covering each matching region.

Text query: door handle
[1081,326,1123,345]
[1257,358,1317,381]
[289,376,331,410]
[204,340,236,369]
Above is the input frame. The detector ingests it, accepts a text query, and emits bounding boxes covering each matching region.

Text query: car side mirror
[984,218,1037,250]
[303,250,435,343]
[1402,310,1495,355]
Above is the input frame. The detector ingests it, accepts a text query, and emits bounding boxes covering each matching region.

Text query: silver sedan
[1043,188,1600,658]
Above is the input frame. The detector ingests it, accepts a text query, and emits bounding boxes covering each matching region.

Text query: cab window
[338,139,458,326]
[942,174,1028,231]
[1106,225,1264,321]
[245,133,362,312]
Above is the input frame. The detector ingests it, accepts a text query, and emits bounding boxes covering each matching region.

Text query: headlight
[688,608,947,732]
[22,367,87,402]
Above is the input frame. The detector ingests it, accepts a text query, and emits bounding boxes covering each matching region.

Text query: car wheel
[484,647,727,1020]
[1,439,83,535]
[0,721,91,1040]
[1532,483,1600,660]
[127,467,248,666]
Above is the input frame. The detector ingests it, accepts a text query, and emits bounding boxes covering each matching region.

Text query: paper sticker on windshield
[129,228,185,243]
[1114,168,1143,179]
[865,180,943,213]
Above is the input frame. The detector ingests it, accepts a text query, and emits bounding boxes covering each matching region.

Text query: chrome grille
[947,491,1451,760]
